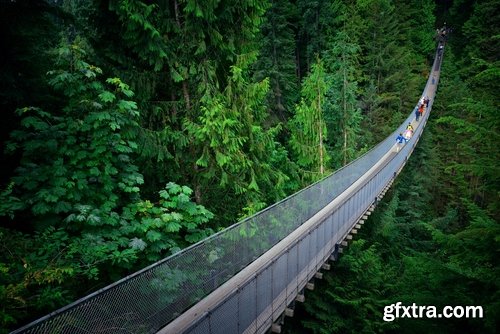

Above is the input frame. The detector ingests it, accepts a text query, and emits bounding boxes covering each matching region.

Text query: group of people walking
[436,24,450,59]
[395,95,430,152]
[395,123,414,152]
[436,23,451,43]
[396,122,413,143]
[394,25,444,153]
[415,96,429,121]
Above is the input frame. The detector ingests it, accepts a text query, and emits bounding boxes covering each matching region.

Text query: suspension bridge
[11,45,444,334]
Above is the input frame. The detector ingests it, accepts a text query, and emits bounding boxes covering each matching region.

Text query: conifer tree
[324,0,363,168]
[295,0,335,76]
[290,57,330,181]
[185,53,288,219]
[253,0,299,121]
[357,0,423,140]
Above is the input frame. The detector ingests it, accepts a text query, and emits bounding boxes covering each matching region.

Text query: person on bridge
[396,132,407,152]
[396,133,406,143]
[415,107,420,121]
[406,123,414,132]
[403,128,413,141]
[424,96,430,108]
[418,103,425,117]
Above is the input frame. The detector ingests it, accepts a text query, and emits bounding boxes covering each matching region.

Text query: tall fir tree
[185,53,289,222]
[253,0,299,122]
[357,0,424,141]
[290,57,330,182]
[324,0,364,168]
[295,0,335,78]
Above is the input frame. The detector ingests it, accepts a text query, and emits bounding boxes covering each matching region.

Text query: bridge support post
[330,244,340,261]
[271,323,282,333]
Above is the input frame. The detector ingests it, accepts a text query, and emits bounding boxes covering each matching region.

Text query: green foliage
[323,1,364,168]
[290,57,330,181]
[296,0,335,73]
[288,140,498,333]
[0,227,80,331]
[101,0,281,224]
[109,0,167,71]
[433,0,500,214]
[0,38,213,331]
[395,0,436,57]
[300,240,397,334]
[253,0,299,120]
[3,38,142,219]
[356,0,427,142]
[3,0,498,332]
[186,53,289,218]
[122,182,214,262]
[285,3,499,329]
[460,1,500,64]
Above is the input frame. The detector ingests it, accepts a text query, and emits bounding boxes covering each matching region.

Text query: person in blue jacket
[396,133,407,143]
[396,133,407,152]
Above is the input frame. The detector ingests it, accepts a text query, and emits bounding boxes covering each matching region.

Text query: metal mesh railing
[12,46,442,334]
[12,134,399,334]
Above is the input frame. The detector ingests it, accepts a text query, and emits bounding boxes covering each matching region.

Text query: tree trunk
[343,53,348,166]
[319,123,324,175]
[193,163,202,204]
[271,13,284,120]
[318,82,324,176]
[183,81,191,111]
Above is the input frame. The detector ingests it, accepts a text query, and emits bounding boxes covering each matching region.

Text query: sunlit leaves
[186,54,287,211]
[1,39,146,219]
[290,57,330,181]
[98,91,116,103]
[125,182,214,262]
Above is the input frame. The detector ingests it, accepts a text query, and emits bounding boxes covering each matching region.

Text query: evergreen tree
[290,57,330,181]
[185,53,289,221]
[395,0,436,58]
[300,239,397,334]
[102,0,279,222]
[324,0,364,168]
[433,0,500,215]
[295,0,335,76]
[253,0,299,121]
[357,0,423,141]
